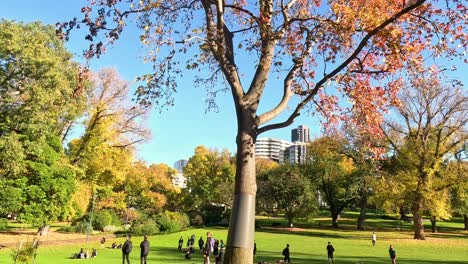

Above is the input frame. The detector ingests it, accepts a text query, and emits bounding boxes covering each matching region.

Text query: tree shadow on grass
[151,246,206,263]
[256,250,468,264]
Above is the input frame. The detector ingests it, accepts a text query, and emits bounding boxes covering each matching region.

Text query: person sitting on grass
[91,248,97,258]
[111,242,117,249]
[184,248,192,259]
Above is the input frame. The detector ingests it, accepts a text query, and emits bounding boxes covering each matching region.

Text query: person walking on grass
[204,232,215,264]
[122,235,133,264]
[372,232,377,246]
[178,236,183,251]
[389,245,396,264]
[140,235,150,264]
[282,244,290,264]
[198,236,205,253]
[326,242,335,264]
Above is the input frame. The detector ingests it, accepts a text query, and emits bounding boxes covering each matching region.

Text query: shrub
[93,210,112,231]
[188,211,204,226]
[0,218,8,230]
[155,211,189,233]
[11,238,39,264]
[132,218,159,236]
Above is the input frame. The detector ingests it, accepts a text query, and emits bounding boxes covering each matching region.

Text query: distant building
[172,172,187,189]
[172,159,188,188]
[288,142,308,164]
[291,125,310,143]
[173,159,188,173]
[255,137,293,162]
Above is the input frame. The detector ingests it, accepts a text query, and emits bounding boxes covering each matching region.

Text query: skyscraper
[255,137,293,162]
[291,125,310,143]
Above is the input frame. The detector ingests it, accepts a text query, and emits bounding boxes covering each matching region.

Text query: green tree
[307,136,360,228]
[0,20,85,231]
[257,164,317,226]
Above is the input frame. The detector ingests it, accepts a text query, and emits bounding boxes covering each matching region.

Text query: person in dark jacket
[122,235,133,264]
[389,245,396,264]
[140,235,150,264]
[326,242,335,264]
[198,236,205,252]
[282,244,290,264]
[178,236,184,251]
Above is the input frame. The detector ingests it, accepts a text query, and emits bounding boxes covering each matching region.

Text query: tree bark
[412,195,425,240]
[464,215,467,231]
[356,191,368,230]
[224,120,257,264]
[331,211,339,228]
[430,216,437,233]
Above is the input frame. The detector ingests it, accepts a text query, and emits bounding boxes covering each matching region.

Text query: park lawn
[0,226,467,264]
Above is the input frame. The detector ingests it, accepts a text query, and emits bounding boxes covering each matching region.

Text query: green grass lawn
[1,225,467,264]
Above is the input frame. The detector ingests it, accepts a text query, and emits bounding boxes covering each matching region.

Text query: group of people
[120,235,151,264]
[178,232,225,264]
[270,233,397,264]
[73,248,97,259]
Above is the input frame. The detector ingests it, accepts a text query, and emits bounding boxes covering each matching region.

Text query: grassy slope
[0,213,466,264]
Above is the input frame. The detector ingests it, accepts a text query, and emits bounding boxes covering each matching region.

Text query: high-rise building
[288,142,308,164]
[172,173,187,188]
[255,137,293,162]
[173,159,188,173]
[291,125,310,143]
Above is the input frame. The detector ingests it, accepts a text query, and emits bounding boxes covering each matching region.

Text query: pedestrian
[215,240,225,264]
[140,235,150,264]
[122,235,133,264]
[389,245,396,264]
[372,232,377,246]
[100,237,106,249]
[178,236,184,251]
[253,241,257,260]
[198,236,205,252]
[204,232,215,264]
[282,244,290,264]
[326,242,335,264]
[213,239,219,256]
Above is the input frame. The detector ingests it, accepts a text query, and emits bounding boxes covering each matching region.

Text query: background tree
[307,136,360,228]
[183,146,235,209]
[257,164,317,227]
[63,0,467,261]
[382,71,467,239]
[0,20,86,232]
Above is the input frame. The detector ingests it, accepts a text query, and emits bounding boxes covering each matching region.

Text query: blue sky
[1,0,323,166]
[3,1,466,167]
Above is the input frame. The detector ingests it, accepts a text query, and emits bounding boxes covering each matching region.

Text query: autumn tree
[62,0,467,261]
[382,71,467,239]
[183,146,235,209]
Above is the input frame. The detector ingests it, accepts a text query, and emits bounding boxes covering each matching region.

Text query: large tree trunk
[356,191,368,230]
[464,215,467,231]
[412,195,426,240]
[224,122,257,264]
[430,216,437,233]
[331,211,339,228]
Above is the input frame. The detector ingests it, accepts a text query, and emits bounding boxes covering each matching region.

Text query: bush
[202,205,225,225]
[155,211,190,233]
[188,211,204,226]
[0,218,8,230]
[11,238,39,264]
[132,218,159,236]
[93,210,113,231]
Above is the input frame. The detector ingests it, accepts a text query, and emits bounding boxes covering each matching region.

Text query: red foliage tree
[60,0,467,262]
